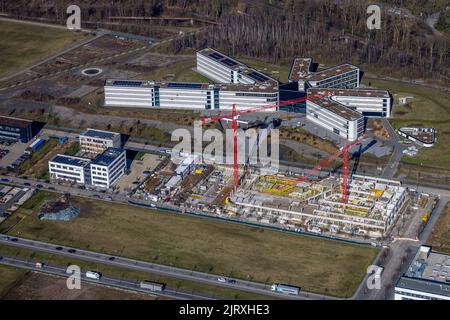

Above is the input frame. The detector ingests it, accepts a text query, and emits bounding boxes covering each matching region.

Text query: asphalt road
[381,118,406,179]
[0,255,213,300]
[0,234,330,300]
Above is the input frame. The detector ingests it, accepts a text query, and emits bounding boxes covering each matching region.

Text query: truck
[85,270,102,280]
[139,280,166,292]
[271,283,300,295]
[25,138,46,154]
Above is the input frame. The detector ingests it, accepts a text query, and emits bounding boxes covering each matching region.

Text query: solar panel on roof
[167,83,203,89]
[222,58,237,67]
[248,71,269,82]
[112,80,143,87]
[209,52,224,60]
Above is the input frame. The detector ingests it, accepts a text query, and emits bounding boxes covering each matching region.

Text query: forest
[0,0,448,81]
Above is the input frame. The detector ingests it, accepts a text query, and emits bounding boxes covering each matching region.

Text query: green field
[362,78,450,170]
[0,265,28,298]
[0,191,378,297]
[136,59,210,83]
[0,20,87,76]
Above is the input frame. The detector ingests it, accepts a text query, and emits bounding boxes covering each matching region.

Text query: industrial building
[395,246,450,300]
[306,97,365,141]
[289,58,360,92]
[0,116,36,143]
[90,148,127,189]
[49,155,91,184]
[231,174,407,238]
[79,128,122,155]
[308,88,392,118]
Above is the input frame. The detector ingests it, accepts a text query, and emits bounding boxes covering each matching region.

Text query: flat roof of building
[105,79,278,93]
[0,116,33,128]
[81,128,120,140]
[289,58,312,81]
[50,154,91,167]
[308,88,390,98]
[396,276,450,297]
[304,64,359,82]
[308,97,363,121]
[197,48,278,87]
[92,148,124,166]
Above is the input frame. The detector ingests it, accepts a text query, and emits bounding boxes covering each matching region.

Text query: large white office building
[79,128,122,155]
[308,88,392,118]
[306,97,364,141]
[289,58,360,92]
[104,48,279,111]
[394,246,450,300]
[49,155,91,185]
[90,148,127,189]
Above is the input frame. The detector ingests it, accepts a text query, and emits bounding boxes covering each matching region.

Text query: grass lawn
[0,192,379,297]
[427,202,450,254]
[0,20,87,76]
[362,78,450,170]
[0,265,28,298]
[136,59,210,83]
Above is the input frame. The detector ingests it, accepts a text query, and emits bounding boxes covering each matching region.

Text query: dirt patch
[369,119,390,140]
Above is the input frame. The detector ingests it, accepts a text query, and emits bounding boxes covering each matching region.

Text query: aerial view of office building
[0,116,36,143]
[79,128,122,155]
[395,246,450,300]
[48,155,92,185]
[308,88,392,118]
[90,148,127,189]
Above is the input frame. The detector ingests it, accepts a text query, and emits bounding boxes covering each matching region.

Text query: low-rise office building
[90,148,127,189]
[104,48,279,111]
[79,128,122,155]
[308,88,392,118]
[0,116,36,143]
[289,59,360,92]
[49,155,91,184]
[306,97,364,141]
[395,246,450,300]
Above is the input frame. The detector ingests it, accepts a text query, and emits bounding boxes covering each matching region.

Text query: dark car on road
[23,182,31,186]
[68,249,76,253]
[11,238,18,242]
[55,246,63,251]
[36,184,43,188]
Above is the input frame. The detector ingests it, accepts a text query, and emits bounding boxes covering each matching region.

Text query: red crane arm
[295,135,364,182]
[200,92,334,124]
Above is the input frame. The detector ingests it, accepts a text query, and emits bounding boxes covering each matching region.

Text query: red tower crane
[200,92,334,191]
[199,91,363,204]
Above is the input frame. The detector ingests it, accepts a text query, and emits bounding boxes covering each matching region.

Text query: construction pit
[132,155,410,242]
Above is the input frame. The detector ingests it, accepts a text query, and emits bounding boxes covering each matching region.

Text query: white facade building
[395,246,450,300]
[306,98,364,141]
[289,59,360,92]
[90,148,126,189]
[308,88,392,118]
[80,128,121,155]
[49,155,91,184]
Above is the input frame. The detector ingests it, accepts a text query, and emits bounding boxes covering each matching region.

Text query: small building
[90,148,126,189]
[0,116,36,143]
[79,128,121,155]
[395,246,450,300]
[49,155,91,184]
